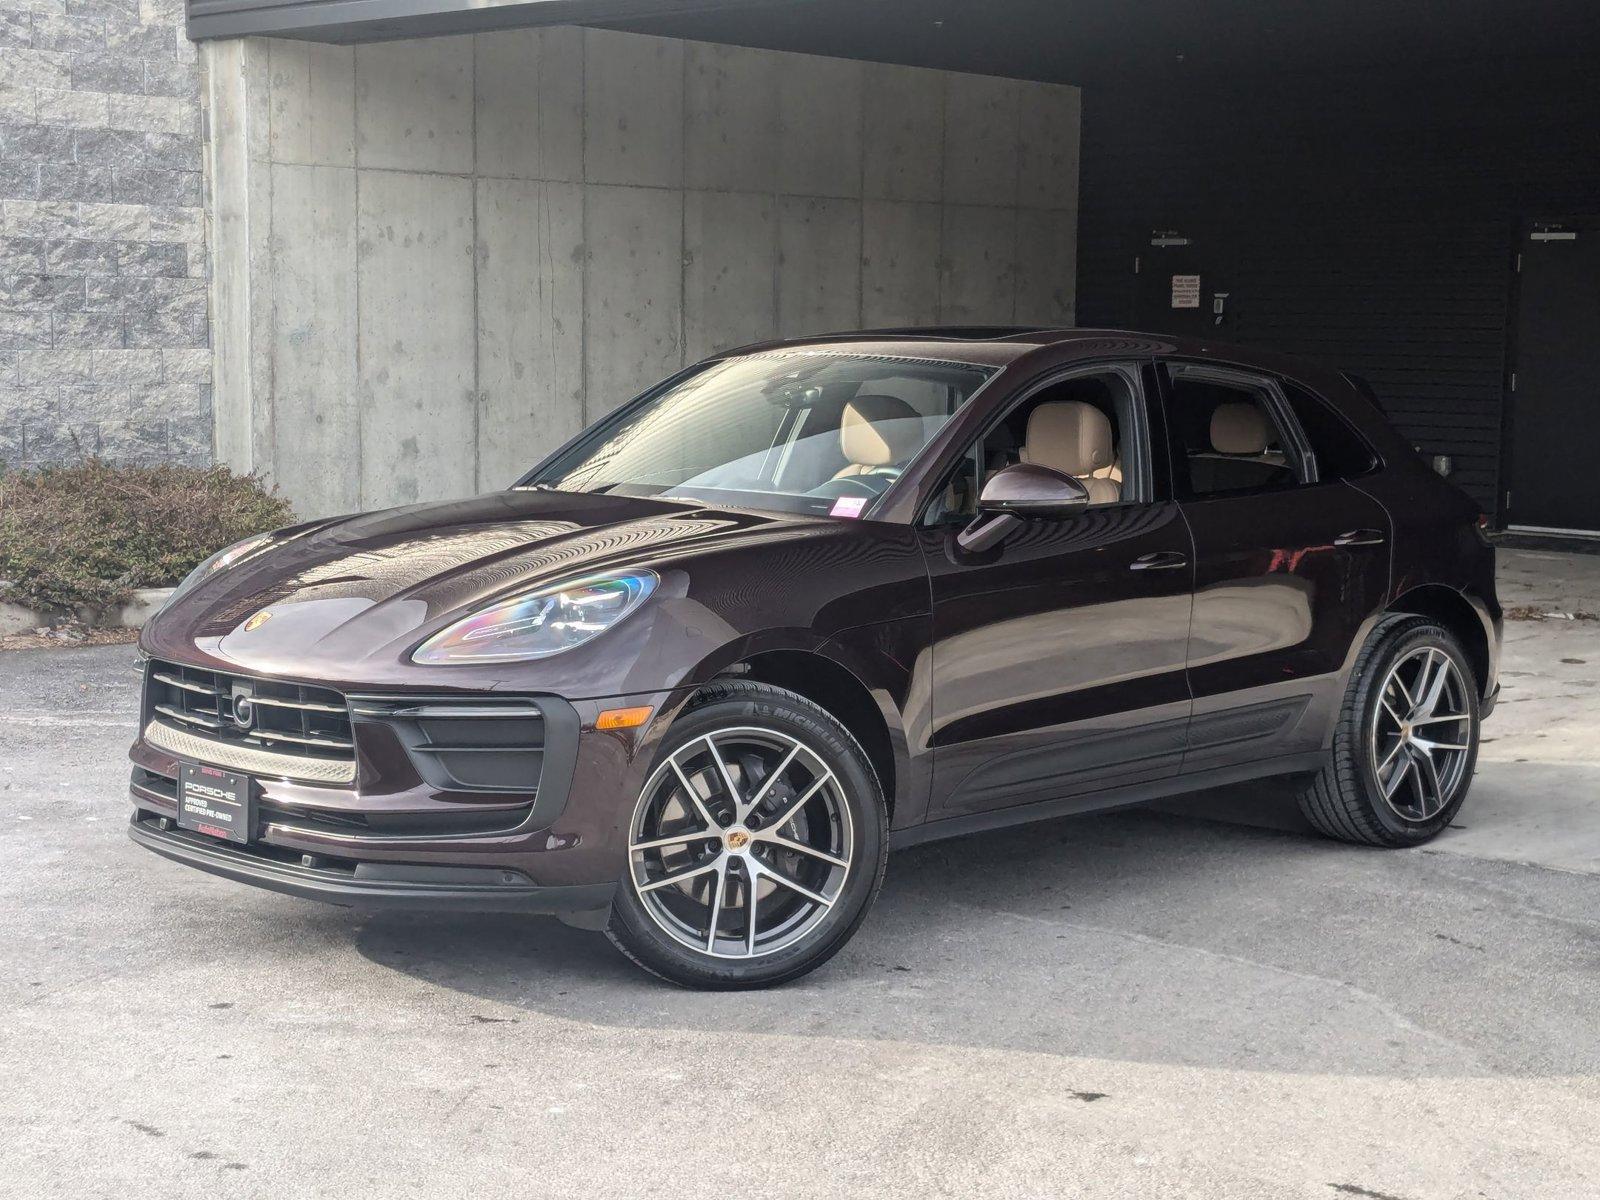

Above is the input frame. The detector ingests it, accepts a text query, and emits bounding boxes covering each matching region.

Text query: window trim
[1277,377,1384,481]
[1159,360,1322,501]
[916,361,1157,527]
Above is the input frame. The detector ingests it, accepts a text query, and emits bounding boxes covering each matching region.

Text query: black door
[1508,221,1600,533]
[920,364,1195,820]
[1159,362,1392,771]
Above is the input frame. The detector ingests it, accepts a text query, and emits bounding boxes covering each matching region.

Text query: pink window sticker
[829,495,869,519]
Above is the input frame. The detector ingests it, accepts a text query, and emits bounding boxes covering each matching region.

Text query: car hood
[141,489,834,688]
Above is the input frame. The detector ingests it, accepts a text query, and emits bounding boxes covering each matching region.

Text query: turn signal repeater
[595,705,653,731]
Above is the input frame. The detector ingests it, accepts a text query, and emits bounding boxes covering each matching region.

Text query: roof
[714,326,1354,387]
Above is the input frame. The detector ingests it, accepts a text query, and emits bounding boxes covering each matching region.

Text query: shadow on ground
[352,798,1600,1082]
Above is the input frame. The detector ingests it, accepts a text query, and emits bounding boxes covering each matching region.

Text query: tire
[606,681,889,989]
[1296,615,1481,847]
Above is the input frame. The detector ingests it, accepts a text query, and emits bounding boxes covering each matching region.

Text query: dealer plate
[176,762,254,844]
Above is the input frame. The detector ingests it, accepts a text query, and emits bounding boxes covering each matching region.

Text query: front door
[1160,362,1393,771]
[920,364,1195,820]
[1507,220,1600,534]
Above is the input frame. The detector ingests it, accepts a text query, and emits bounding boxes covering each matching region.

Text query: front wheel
[1297,615,1481,846]
[607,682,888,989]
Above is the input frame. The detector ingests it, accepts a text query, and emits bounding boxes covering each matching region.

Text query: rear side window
[1166,371,1300,498]
[1281,383,1379,480]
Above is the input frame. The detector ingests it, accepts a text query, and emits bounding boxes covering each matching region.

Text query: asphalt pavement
[3,549,1599,1199]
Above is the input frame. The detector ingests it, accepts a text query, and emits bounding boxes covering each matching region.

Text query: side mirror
[956,463,1090,553]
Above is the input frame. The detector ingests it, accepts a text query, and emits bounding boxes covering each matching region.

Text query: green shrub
[0,459,295,613]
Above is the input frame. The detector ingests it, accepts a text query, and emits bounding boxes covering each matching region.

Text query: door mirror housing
[956,463,1091,552]
[976,462,1091,516]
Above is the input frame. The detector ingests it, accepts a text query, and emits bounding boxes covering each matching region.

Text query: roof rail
[834,325,1055,341]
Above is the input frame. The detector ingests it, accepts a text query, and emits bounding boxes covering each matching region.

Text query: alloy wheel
[627,727,855,959]
[1369,646,1474,823]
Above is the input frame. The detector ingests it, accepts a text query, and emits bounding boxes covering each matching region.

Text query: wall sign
[1171,275,1201,309]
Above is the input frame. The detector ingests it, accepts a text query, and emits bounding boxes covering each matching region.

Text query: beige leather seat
[1019,401,1121,504]
[833,394,925,480]
[1209,401,1286,466]
[1210,402,1268,455]
[1187,400,1291,493]
[1091,459,1123,489]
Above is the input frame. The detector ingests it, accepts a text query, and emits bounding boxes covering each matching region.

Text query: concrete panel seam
[470,43,481,490]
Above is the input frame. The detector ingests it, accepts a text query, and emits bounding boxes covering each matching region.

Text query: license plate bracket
[177,762,254,844]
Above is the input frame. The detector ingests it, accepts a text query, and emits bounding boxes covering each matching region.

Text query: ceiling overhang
[187,0,1600,89]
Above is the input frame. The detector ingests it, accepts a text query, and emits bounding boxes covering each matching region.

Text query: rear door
[1160,362,1391,772]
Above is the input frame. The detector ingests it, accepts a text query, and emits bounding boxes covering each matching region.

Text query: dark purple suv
[129,328,1500,988]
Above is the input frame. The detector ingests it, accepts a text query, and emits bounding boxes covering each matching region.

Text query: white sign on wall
[1171,274,1201,309]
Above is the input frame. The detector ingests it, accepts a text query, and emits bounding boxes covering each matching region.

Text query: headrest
[1210,402,1268,455]
[840,394,923,467]
[1019,401,1113,477]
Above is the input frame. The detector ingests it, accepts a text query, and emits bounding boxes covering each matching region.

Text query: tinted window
[1282,383,1379,479]
[1167,372,1299,498]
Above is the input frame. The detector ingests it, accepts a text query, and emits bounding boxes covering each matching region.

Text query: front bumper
[129,811,616,912]
[128,663,688,903]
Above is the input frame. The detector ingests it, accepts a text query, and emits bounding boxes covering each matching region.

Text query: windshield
[526,352,994,517]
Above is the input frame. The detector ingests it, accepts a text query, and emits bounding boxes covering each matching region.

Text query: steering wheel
[806,471,897,501]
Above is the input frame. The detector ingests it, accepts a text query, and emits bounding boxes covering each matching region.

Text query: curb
[0,586,175,637]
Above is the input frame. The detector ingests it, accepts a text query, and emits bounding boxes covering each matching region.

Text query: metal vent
[142,721,357,785]
[350,697,546,794]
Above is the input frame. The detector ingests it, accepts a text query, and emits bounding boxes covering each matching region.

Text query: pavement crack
[1329,1184,1410,1200]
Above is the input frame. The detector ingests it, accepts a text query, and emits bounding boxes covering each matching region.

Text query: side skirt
[888,751,1329,851]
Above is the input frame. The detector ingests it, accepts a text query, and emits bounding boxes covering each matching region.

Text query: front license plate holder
[177,762,254,844]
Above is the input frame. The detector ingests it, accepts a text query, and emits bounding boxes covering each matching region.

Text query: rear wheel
[606,682,888,989]
[1297,616,1481,846]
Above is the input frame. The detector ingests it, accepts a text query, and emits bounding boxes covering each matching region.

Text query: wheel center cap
[724,828,752,852]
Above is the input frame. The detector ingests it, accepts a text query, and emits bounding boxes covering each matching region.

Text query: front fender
[633,617,932,829]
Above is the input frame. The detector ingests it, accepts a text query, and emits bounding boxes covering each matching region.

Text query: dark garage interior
[595,0,1600,532]
[1074,54,1600,531]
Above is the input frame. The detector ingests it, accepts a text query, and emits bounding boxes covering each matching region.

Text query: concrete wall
[209,28,1081,517]
[0,0,209,468]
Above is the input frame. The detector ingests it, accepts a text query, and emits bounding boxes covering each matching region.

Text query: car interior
[790,372,972,501]
[931,372,1133,521]
[1168,376,1298,496]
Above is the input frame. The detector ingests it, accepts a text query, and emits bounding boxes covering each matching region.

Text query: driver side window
[928,369,1139,523]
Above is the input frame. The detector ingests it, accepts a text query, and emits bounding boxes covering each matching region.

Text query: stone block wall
[0,0,209,469]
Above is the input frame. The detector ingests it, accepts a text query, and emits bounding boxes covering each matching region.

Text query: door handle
[1129,551,1189,571]
[1334,528,1386,547]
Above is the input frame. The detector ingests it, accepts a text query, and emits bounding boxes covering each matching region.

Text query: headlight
[412,571,658,665]
[165,533,275,606]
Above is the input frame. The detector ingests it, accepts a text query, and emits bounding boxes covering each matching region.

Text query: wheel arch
[711,648,903,821]
[1385,584,1492,694]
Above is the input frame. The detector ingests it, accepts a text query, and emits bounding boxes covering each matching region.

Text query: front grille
[146,660,353,765]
